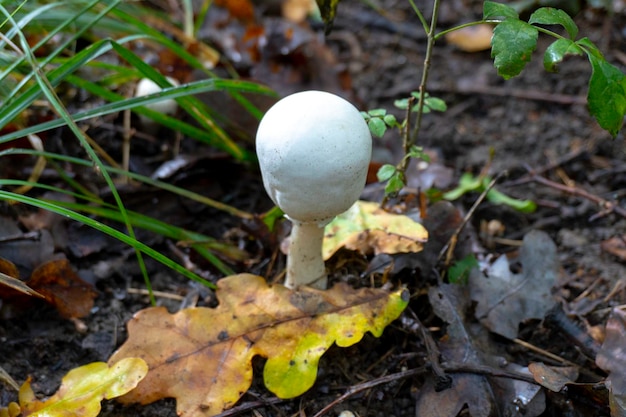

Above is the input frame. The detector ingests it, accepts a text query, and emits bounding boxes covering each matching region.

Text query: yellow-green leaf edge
[263,286,409,398]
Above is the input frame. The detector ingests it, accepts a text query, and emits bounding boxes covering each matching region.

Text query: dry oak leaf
[9,358,148,417]
[323,200,427,260]
[109,273,408,417]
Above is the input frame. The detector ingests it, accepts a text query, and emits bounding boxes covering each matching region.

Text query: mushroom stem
[285,220,327,290]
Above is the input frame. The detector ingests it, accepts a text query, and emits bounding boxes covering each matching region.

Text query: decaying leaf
[109,274,408,417]
[28,258,97,318]
[323,200,427,260]
[0,258,42,298]
[470,230,558,339]
[596,307,626,416]
[6,358,148,417]
[283,0,318,22]
[527,362,578,392]
[415,284,496,417]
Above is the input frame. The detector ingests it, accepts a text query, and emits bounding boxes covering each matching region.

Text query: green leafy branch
[482,1,626,136]
[326,0,626,198]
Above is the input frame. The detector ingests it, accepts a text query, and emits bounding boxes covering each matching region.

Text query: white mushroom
[135,76,180,123]
[256,90,372,289]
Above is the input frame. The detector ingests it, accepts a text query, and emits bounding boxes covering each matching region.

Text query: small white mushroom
[135,76,180,123]
[256,90,372,289]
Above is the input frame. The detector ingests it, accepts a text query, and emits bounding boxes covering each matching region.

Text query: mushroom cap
[135,77,180,116]
[256,90,372,224]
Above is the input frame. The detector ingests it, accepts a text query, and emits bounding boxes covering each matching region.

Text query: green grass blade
[0,190,216,289]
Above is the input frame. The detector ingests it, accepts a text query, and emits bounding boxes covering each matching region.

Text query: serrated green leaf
[407,145,430,161]
[586,53,626,136]
[368,117,387,137]
[383,114,397,127]
[377,164,397,182]
[491,19,538,79]
[386,173,405,194]
[368,108,387,117]
[528,7,578,39]
[483,1,519,19]
[543,38,583,72]
[394,98,409,109]
[577,37,603,59]
[424,96,447,112]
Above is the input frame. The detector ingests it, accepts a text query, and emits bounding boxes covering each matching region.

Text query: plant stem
[398,0,441,176]
[285,220,327,290]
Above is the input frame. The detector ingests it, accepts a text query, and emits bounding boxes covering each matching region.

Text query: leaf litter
[108,274,408,417]
[1,0,626,416]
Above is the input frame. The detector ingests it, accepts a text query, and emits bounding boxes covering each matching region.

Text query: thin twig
[524,168,626,220]
[436,172,507,268]
[311,367,426,417]
[213,397,285,417]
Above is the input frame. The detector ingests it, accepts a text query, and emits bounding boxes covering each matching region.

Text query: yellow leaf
[18,358,148,417]
[109,274,408,417]
[323,200,428,260]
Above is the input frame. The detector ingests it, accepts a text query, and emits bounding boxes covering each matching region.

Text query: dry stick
[310,367,426,417]
[311,360,544,417]
[525,168,626,220]
[436,172,506,272]
[405,307,451,389]
[213,397,285,417]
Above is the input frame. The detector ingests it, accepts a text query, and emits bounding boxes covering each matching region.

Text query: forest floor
[1,0,626,416]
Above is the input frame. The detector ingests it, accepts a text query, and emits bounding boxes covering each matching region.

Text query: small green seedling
[442,172,537,213]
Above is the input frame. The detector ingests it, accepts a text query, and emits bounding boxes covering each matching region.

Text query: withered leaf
[28,258,97,318]
[109,274,407,417]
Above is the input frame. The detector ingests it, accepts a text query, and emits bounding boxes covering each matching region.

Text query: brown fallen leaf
[109,274,407,417]
[601,235,626,261]
[445,24,494,52]
[0,257,42,298]
[28,258,97,318]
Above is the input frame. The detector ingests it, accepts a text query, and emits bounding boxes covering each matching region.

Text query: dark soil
[1,1,626,416]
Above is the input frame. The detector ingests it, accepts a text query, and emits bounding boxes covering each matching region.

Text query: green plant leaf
[485,187,537,213]
[394,98,409,109]
[424,96,447,112]
[483,1,519,19]
[383,114,398,127]
[109,274,408,415]
[543,38,583,72]
[491,19,538,79]
[316,0,341,32]
[377,164,397,182]
[368,117,387,137]
[442,172,482,200]
[448,254,479,284]
[407,145,430,161]
[585,52,626,136]
[528,7,578,39]
[368,108,387,117]
[386,173,405,194]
